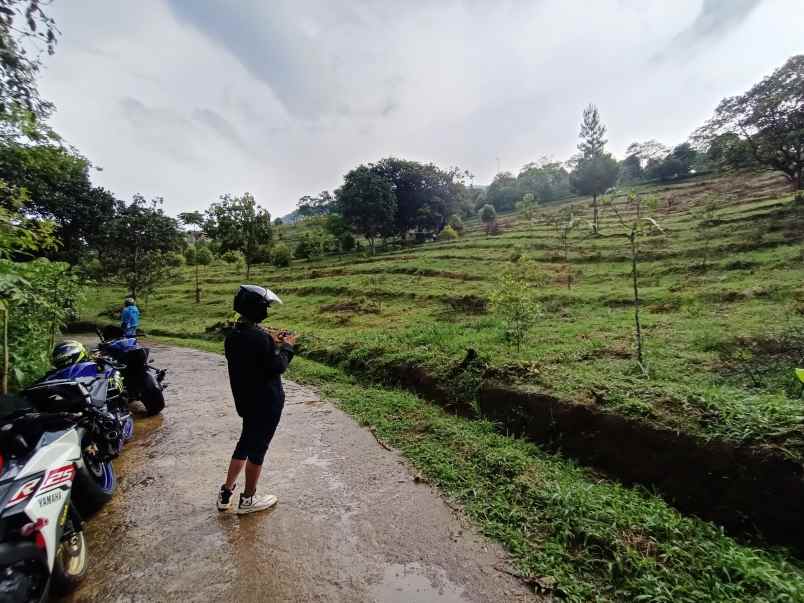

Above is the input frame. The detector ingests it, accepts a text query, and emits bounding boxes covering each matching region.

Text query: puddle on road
[370,562,466,603]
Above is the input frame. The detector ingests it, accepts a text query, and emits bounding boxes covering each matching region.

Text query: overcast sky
[37,0,802,218]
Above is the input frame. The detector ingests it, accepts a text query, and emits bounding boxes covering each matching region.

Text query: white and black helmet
[233,284,282,323]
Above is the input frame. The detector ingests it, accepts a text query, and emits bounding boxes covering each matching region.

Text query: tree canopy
[336,165,396,254]
[203,192,272,278]
[693,54,804,189]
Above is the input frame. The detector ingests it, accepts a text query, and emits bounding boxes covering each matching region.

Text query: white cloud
[36,0,802,217]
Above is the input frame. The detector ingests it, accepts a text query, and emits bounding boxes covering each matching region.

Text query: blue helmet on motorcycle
[233,285,282,323]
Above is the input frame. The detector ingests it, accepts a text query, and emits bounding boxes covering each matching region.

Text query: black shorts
[232,404,283,466]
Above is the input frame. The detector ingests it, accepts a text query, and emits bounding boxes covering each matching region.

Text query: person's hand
[281,334,298,347]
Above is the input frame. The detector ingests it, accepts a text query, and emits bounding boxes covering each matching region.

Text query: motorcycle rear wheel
[141,372,165,416]
[51,529,88,594]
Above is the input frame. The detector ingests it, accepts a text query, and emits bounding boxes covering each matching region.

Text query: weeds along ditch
[79,172,804,552]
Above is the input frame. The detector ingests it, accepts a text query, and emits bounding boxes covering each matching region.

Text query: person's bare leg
[225,458,245,490]
[243,461,262,497]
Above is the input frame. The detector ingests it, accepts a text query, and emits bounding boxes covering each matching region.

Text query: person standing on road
[121,297,140,337]
[217,284,296,514]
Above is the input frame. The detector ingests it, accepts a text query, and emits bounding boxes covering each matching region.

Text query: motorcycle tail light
[5,477,41,508]
[34,531,46,550]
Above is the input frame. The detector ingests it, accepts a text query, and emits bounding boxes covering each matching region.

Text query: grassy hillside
[85,169,804,457]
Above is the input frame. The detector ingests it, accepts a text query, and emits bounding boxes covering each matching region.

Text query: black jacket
[224,322,294,417]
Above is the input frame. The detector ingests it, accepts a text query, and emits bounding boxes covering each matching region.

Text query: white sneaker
[217,485,236,511]
[237,493,278,514]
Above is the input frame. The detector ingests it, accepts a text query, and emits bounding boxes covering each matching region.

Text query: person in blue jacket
[121,297,140,337]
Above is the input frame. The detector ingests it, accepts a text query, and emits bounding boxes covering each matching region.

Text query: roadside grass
[146,335,804,602]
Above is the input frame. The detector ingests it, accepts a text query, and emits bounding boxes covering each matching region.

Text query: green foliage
[337,165,397,254]
[437,225,459,241]
[203,192,272,277]
[95,195,184,299]
[447,214,464,233]
[270,242,291,267]
[0,258,82,390]
[0,143,117,262]
[479,203,496,224]
[490,271,541,351]
[485,172,519,212]
[221,250,244,267]
[517,160,571,203]
[0,0,59,135]
[694,54,804,189]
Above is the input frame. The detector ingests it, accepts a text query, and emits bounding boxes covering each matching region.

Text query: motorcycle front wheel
[73,441,117,516]
[51,528,88,594]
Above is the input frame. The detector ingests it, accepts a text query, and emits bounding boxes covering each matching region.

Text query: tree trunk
[592,194,599,234]
[1,305,8,395]
[630,230,647,375]
[246,261,251,280]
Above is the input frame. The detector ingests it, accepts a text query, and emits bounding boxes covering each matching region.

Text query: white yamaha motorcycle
[0,404,93,602]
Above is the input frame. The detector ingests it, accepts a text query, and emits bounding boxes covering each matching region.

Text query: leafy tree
[625,140,670,168]
[516,161,571,203]
[337,165,396,254]
[703,132,757,171]
[490,271,541,352]
[0,143,118,262]
[578,104,607,157]
[479,203,497,235]
[270,242,291,267]
[619,154,642,183]
[273,217,283,226]
[178,211,205,243]
[485,172,519,212]
[185,243,212,303]
[0,0,59,136]
[96,195,184,299]
[693,55,804,189]
[370,158,466,236]
[571,105,618,233]
[203,192,272,278]
[297,191,334,218]
[570,153,618,233]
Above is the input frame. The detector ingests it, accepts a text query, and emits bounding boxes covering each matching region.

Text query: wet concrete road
[63,344,535,602]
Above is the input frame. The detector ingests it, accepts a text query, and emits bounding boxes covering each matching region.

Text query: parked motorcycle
[0,394,110,601]
[94,326,166,417]
[21,378,122,516]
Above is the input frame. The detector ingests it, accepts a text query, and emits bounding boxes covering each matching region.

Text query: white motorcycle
[0,399,95,602]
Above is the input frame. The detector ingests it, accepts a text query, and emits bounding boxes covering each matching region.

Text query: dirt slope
[62,343,535,602]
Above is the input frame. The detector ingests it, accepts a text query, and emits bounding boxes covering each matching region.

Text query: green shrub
[221,250,245,266]
[0,259,83,389]
[340,232,356,252]
[271,243,291,267]
[447,214,464,233]
[437,225,459,241]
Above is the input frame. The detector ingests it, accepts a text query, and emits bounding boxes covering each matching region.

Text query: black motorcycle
[94,326,167,416]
